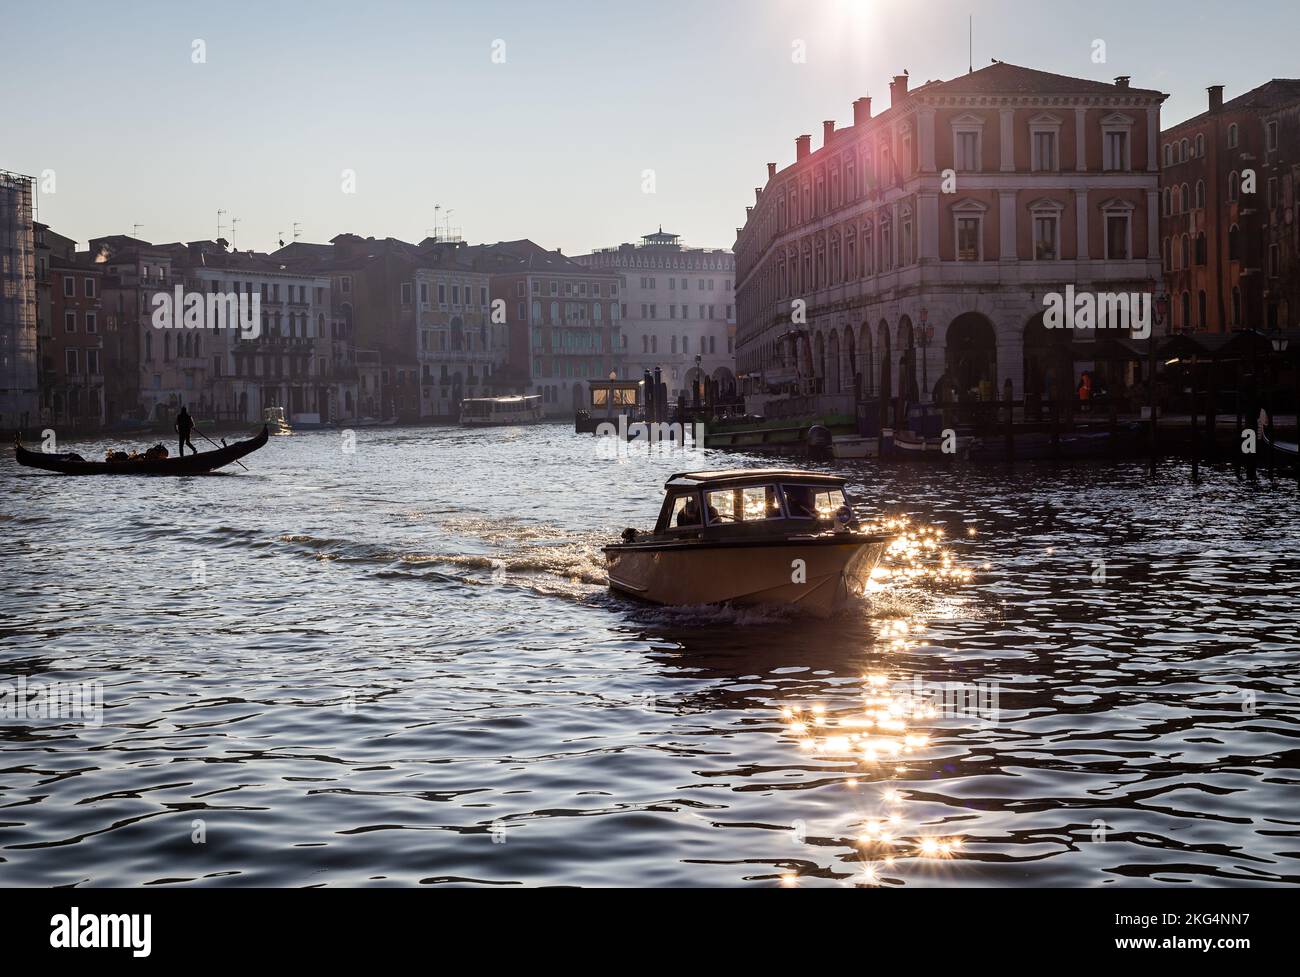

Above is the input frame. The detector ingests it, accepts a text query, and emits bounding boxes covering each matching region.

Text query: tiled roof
[924,61,1163,97]
[1166,78,1300,131]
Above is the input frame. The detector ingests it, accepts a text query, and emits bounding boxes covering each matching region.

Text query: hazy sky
[6,0,1296,255]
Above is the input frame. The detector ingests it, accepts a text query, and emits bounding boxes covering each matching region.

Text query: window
[1267,121,1279,152]
[85,312,97,333]
[400,283,412,304]
[84,277,96,298]
[1270,244,1281,277]
[1101,201,1134,260]
[64,310,76,333]
[1033,130,1057,171]
[955,130,980,171]
[65,348,78,375]
[957,217,980,260]
[1101,115,1133,171]
[87,349,99,374]
[62,276,74,297]
[782,484,846,520]
[1104,130,1129,170]
[1033,213,1059,260]
[1106,214,1130,260]
[1229,171,1240,201]
[706,485,782,524]
[1195,133,1205,157]
[1228,124,1239,149]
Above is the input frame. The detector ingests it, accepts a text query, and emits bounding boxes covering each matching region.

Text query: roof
[924,61,1163,98]
[1167,78,1300,131]
[666,469,847,487]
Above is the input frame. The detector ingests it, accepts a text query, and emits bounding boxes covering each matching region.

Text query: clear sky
[5,0,1296,256]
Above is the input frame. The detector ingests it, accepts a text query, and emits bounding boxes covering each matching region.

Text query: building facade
[462,240,623,416]
[0,170,38,429]
[734,63,1167,413]
[1161,79,1300,332]
[47,255,107,428]
[574,230,736,403]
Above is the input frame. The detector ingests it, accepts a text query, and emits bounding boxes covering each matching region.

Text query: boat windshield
[705,484,781,524]
[782,484,847,520]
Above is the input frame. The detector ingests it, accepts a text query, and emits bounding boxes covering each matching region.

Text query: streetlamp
[918,307,933,402]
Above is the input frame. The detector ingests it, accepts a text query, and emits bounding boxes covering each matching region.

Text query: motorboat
[263,406,292,435]
[604,469,895,617]
[459,394,545,426]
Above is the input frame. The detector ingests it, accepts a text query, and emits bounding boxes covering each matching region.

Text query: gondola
[13,425,269,476]
[1261,427,1299,467]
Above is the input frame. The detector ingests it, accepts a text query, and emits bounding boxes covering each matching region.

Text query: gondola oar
[193,428,250,472]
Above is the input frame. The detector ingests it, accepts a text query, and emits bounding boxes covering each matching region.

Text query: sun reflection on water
[780,521,977,886]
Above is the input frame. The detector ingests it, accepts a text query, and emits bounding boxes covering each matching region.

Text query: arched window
[1195,133,1205,157]
[1172,185,1181,213]
[1228,224,1240,261]
[1181,291,1190,329]
[1181,234,1190,268]
[1195,180,1205,209]
[1196,232,1207,265]
[1181,183,1190,212]
[1198,290,1207,329]
[1163,236,1172,270]
[1229,171,1240,201]
[1228,123,1239,148]
[1162,186,1171,216]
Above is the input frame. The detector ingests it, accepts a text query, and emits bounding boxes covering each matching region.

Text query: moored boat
[13,426,269,476]
[459,394,545,426]
[604,469,894,617]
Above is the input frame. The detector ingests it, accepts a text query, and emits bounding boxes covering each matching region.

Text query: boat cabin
[651,469,855,538]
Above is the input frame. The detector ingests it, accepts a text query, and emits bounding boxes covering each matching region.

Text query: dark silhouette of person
[175,406,197,456]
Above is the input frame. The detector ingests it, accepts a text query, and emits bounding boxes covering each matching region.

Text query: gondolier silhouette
[175,406,197,456]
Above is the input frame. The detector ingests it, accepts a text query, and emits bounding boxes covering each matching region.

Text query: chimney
[889,73,909,106]
[823,120,836,146]
[795,134,811,160]
[754,188,762,204]
[1114,75,1131,89]
[746,207,753,220]
[853,96,873,125]
[767,162,777,180]
[1208,85,1224,112]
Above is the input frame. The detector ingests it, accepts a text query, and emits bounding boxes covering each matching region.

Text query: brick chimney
[889,73,909,106]
[1208,85,1224,112]
[853,96,873,125]
[823,120,836,146]
[795,134,811,160]
[767,162,777,179]
[1114,76,1131,89]
[755,188,762,204]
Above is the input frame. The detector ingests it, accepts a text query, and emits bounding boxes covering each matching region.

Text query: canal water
[1,423,1298,887]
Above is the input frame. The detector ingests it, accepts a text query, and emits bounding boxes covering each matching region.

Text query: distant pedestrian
[175,406,197,456]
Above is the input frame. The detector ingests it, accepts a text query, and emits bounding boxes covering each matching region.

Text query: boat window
[669,493,705,529]
[783,485,846,519]
[706,485,781,523]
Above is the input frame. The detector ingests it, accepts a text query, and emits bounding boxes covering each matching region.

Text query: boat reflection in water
[604,469,897,617]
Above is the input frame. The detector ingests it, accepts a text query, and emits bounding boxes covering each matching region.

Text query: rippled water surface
[2,423,1298,887]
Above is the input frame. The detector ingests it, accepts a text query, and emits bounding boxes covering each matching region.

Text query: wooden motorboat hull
[604,534,890,617]
[13,426,269,475]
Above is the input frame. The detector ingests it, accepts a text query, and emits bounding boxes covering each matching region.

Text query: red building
[47,254,107,429]
[1160,79,1300,332]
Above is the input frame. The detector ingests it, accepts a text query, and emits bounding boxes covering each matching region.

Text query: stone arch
[827,330,841,395]
[877,319,892,420]
[842,324,857,397]
[897,315,918,404]
[1023,312,1071,405]
[946,312,998,397]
